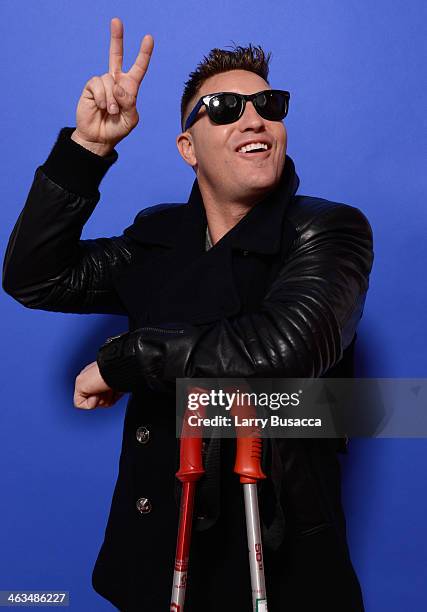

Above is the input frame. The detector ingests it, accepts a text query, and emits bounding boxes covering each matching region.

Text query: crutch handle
[176,435,205,482]
[234,436,266,484]
[225,385,267,484]
[176,387,206,483]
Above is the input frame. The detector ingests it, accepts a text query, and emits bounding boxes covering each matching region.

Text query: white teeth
[238,142,269,153]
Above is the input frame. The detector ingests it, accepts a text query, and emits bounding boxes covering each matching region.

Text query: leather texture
[2,166,136,314]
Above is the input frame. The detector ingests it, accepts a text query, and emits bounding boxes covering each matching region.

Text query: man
[3,17,374,612]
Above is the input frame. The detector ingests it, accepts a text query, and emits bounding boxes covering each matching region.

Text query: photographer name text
[187,415,322,428]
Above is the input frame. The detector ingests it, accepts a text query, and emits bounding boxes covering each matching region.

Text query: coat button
[136,497,152,514]
[136,426,150,444]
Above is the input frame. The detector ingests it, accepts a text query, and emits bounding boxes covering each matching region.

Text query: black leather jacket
[2,128,374,396]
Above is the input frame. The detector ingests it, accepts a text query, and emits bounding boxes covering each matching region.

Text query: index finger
[127,34,154,89]
[109,17,124,77]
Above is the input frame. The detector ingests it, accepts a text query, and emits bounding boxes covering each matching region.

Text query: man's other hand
[74,361,125,409]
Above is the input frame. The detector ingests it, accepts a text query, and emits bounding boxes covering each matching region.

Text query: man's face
[177,70,288,205]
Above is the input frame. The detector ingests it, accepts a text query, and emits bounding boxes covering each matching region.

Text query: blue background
[1,1,426,610]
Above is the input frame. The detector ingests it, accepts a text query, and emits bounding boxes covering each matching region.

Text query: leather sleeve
[2,127,138,315]
[96,202,374,392]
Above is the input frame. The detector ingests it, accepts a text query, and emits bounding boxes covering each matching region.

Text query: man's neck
[199,182,262,246]
[205,201,253,246]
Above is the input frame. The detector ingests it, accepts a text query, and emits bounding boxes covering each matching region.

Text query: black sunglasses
[183,89,290,131]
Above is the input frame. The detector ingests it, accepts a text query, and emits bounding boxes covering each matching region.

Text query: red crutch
[227,386,269,612]
[170,386,206,612]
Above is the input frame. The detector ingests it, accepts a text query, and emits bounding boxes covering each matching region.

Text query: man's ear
[176,130,197,168]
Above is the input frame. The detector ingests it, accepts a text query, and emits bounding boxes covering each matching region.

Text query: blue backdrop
[1,1,426,610]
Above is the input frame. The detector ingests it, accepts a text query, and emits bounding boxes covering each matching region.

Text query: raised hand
[71,17,154,156]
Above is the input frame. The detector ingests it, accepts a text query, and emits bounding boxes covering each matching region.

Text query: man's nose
[238,100,264,129]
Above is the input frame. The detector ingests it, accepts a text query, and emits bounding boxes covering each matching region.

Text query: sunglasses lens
[208,94,242,124]
[256,91,289,120]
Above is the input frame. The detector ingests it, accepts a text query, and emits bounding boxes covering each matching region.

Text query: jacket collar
[125,154,300,254]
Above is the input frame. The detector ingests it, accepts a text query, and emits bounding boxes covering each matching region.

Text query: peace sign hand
[71,18,154,156]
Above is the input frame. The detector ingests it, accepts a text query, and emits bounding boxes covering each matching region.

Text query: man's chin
[239,171,280,195]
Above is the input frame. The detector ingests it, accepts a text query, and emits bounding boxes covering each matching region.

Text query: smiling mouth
[236,148,271,158]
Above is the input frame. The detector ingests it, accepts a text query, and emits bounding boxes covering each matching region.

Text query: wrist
[42,127,118,196]
[71,130,114,157]
[97,331,141,392]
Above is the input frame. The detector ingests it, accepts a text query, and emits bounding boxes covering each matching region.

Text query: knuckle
[102,72,115,85]
[86,75,98,88]
[93,80,105,96]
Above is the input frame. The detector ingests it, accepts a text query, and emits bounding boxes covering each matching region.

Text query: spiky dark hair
[180,43,272,131]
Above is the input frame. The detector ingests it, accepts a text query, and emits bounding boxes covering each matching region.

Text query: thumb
[86,395,99,409]
[113,83,136,112]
